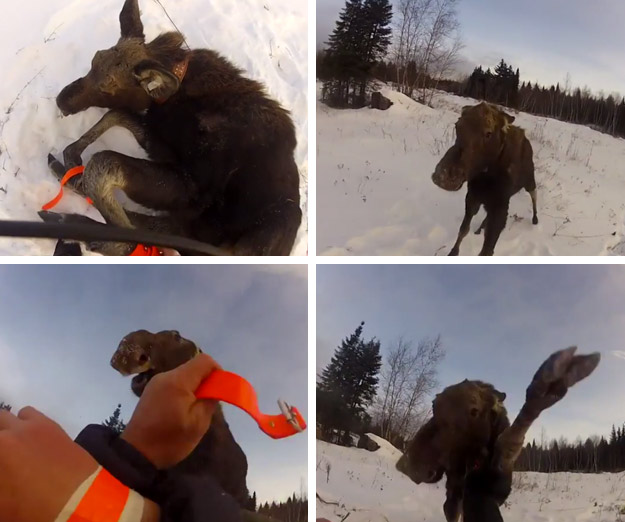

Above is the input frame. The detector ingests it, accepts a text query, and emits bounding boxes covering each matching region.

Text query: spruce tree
[102,403,127,434]
[317,322,382,444]
[0,402,11,412]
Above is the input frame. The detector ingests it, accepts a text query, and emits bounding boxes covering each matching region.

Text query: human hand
[0,406,98,522]
[121,353,220,468]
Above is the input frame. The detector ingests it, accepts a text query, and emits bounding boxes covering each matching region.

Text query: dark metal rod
[0,220,229,256]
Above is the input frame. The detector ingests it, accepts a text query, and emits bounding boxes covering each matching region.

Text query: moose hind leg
[82,151,194,229]
[231,201,302,255]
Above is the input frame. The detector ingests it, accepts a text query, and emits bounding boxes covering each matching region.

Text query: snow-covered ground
[317,86,625,255]
[0,0,307,255]
[317,435,625,522]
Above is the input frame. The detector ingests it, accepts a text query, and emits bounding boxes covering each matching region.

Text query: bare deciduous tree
[374,336,445,444]
[392,0,462,103]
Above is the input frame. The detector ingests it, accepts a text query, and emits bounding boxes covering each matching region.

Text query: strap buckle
[277,398,303,433]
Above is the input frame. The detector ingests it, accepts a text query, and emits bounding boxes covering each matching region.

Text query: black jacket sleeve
[75,424,242,522]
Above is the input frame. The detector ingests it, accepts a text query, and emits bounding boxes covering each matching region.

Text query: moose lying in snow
[396,347,600,522]
[432,102,538,256]
[46,0,301,256]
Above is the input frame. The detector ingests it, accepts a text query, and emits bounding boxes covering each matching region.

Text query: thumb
[172,352,222,393]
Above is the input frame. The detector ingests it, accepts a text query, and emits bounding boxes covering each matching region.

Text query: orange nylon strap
[42,166,93,211]
[195,370,307,439]
[67,468,129,522]
[42,166,163,256]
[129,244,163,256]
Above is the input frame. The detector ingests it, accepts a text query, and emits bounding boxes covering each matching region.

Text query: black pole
[0,220,228,256]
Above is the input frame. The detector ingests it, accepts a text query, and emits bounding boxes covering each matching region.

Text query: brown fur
[432,102,538,256]
[111,329,249,506]
[53,0,301,256]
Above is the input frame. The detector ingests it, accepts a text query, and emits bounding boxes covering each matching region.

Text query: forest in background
[318,0,625,138]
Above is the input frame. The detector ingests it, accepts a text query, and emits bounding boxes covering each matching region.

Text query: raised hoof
[525,347,600,411]
[532,216,538,225]
[474,228,482,235]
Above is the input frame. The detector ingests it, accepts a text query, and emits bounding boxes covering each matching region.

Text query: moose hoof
[448,248,459,256]
[532,216,538,225]
[526,347,600,411]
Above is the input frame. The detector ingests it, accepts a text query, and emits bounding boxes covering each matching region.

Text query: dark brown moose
[48,0,301,256]
[432,103,537,256]
[396,347,600,522]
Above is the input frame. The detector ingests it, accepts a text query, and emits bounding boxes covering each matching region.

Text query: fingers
[16,406,44,421]
[0,409,18,430]
[172,353,222,391]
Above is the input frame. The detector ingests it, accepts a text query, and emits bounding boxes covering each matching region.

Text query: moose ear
[134,61,180,100]
[120,0,145,40]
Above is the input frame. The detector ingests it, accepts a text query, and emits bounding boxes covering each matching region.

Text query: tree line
[372,56,625,139]
[516,424,625,473]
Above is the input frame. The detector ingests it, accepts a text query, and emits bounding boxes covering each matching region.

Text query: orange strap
[67,468,129,522]
[42,166,163,256]
[42,166,93,210]
[195,370,307,439]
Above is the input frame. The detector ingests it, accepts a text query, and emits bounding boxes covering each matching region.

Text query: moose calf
[396,347,600,522]
[51,0,301,255]
[432,103,537,256]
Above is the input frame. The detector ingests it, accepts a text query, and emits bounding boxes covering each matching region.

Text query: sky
[317,264,625,445]
[316,0,625,96]
[0,264,307,504]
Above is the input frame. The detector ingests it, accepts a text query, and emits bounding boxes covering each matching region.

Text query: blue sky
[0,264,307,503]
[317,265,625,444]
[317,0,625,96]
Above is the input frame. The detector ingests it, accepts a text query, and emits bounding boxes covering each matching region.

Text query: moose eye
[485,131,493,139]
[138,353,148,364]
[470,407,479,418]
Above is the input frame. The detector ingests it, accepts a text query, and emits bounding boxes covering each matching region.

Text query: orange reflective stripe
[42,166,94,211]
[67,468,129,522]
[195,370,307,439]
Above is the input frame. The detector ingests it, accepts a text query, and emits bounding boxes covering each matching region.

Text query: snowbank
[316,437,625,521]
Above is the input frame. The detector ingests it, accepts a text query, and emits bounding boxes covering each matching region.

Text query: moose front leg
[493,347,600,473]
[55,110,176,186]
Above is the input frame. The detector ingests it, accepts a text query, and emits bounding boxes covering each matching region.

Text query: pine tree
[322,0,392,107]
[102,404,127,434]
[0,402,11,412]
[317,322,382,444]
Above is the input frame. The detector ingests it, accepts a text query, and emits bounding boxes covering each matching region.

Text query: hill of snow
[317,86,625,256]
[316,436,625,521]
[0,0,307,255]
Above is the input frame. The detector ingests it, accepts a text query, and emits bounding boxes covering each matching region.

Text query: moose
[432,103,538,256]
[46,0,301,256]
[396,347,600,522]
[110,329,278,522]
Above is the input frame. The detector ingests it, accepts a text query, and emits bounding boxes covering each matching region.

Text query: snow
[317,85,625,255]
[0,0,307,255]
[316,436,625,522]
